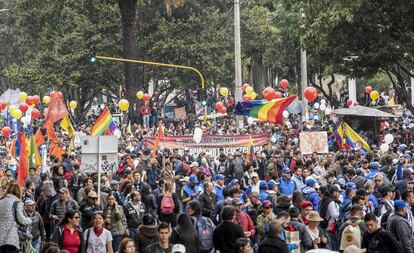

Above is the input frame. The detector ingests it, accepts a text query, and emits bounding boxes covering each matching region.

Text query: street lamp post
[234,0,243,128]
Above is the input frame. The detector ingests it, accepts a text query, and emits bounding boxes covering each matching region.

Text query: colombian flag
[247,134,254,161]
[334,122,370,154]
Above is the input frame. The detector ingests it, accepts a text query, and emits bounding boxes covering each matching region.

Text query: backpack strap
[85,228,91,249]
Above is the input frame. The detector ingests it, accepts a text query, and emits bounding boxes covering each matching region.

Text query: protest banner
[174,107,187,119]
[299,131,328,154]
[144,133,269,157]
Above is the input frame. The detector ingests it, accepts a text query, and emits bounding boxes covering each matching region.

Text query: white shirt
[84,228,113,253]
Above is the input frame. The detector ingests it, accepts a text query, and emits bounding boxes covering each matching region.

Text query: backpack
[160,195,175,215]
[233,158,244,180]
[194,217,215,251]
[339,220,363,250]
[380,209,393,229]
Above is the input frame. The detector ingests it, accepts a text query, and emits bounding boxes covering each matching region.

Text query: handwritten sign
[174,107,187,119]
[299,131,328,154]
[81,153,118,174]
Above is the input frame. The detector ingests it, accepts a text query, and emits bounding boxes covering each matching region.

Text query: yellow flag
[388,97,396,106]
[60,115,75,137]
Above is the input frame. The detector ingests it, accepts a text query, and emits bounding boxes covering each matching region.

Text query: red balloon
[215,102,224,110]
[143,93,150,102]
[274,92,282,99]
[32,95,41,105]
[242,94,250,101]
[0,100,7,110]
[280,79,289,89]
[58,92,63,99]
[219,107,227,114]
[50,91,58,98]
[354,101,360,106]
[242,83,250,91]
[1,127,11,137]
[26,96,34,105]
[262,87,275,100]
[19,103,29,113]
[347,99,353,107]
[304,87,318,102]
[365,86,373,94]
[31,108,41,119]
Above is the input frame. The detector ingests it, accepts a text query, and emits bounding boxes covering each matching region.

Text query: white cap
[172,244,186,253]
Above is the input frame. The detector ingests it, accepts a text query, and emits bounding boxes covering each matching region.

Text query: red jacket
[140,105,151,116]
[235,212,255,237]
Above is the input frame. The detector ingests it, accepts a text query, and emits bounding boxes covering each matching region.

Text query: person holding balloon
[140,101,151,128]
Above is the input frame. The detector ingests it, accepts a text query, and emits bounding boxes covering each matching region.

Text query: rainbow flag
[334,122,370,154]
[90,107,117,136]
[247,134,254,161]
[233,96,296,124]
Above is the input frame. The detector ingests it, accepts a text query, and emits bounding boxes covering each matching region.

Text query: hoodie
[302,186,321,211]
[259,235,289,253]
[135,225,158,253]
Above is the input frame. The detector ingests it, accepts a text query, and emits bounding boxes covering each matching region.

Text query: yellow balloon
[220,87,229,97]
[18,92,27,103]
[11,109,22,119]
[136,91,144,100]
[69,101,77,110]
[245,86,254,95]
[8,104,17,113]
[43,95,51,104]
[370,90,379,101]
[250,92,257,100]
[118,99,130,112]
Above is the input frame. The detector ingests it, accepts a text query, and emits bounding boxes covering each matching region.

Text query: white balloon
[325,107,332,115]
[313,102,320,110]
[380,143,389,152]
[384,134,394,144]
[320,103,326,111]
[247,117,255,125]
[321,99,326,105]
[20,116,30,124]
[282,110,289,119]
[193,127,203,143]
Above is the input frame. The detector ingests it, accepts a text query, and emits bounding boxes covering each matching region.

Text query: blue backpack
[194,217,215,251]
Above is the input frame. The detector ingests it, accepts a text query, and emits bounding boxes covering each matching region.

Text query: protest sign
[299,131,328,154]
[174,107,187,119]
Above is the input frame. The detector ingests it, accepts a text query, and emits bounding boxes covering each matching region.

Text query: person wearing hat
[49,187,79,230]
[171,244,186,253]
[338,204,366,251]
[302,178,321,211]
[25,199,46,252]
[214,174,226,202]
[182,147,194,166]
[110,180,123,205]
[278,167,295,197]
[343,245,366,253]
[258,181,269,202]
[232,198,255,240]
[266,180,279,210]
[256,200,276,241]
[244,172,260,196]
[300,201,314,225]
[387,199,414,253]
[181,175,202,212]
[305,211,330,249]
[79,190,102,231]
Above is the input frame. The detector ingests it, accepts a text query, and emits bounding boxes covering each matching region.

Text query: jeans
[112,235,124,252]
[143,115,150,126]
[32,239,41,252]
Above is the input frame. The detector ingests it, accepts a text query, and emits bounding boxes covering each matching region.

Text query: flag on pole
[29,134,41,168]
[334,122,371,154]
[90,107,117,136]
[152,123,164,158]
[44,92,68,126]
[60,115,75,137]
[247,134,255,161]
[16,133,29,186]
[45,123,58,143]
[34,128,46,146]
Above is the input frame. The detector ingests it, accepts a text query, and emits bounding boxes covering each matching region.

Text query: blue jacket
[181,184,201,211]
[396,163,403,181]
[365,170,379,181]
[368,193,378,208]
[339,197,352,220]
[214,184,224,201]
[279,177,295,196]
[259,190,269,202]
[302,186,320,211]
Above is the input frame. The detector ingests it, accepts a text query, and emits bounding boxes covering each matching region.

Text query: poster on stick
[299,131,328,154]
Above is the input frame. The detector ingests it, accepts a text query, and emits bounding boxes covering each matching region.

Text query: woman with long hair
[103,194,128,252]
[0,183,33,253]
[117,238,136,253]
[84,212,113,253]
[140,183,157,218]
[157,181,180,228]
[52,210,84,253]
[170,213,199,253]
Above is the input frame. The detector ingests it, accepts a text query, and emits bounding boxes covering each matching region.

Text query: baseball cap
[259,180,268,189]
[189,175,199,184]
[370,162,380,170]
[24,199,36,206]
[230,179,240,186]
[232,198,243,206]
[267,180,279,189]
[262,200,272,208]
[394,199,406,210]
[305,178,316,187]
[282,167,290,174]
[345,182,357,190]
[329,185,340,193]
[110,180,119,186]
[215,174,225,180]
[300,200,313,210]
[172,244,186,253]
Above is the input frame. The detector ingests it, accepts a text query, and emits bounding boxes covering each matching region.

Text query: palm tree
[117,0,185,101]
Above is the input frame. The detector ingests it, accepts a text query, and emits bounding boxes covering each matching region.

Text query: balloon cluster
[136,91,150,102]
[242,84,257,101]
[215,102,227,114]
[262,87,282,101]
[364,85,380,101]
[312,98,332,115]
[380,134,394,152]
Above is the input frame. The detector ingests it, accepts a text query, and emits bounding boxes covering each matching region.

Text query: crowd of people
[1,95,414,253]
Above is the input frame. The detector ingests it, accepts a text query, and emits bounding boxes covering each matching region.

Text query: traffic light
[89,45,97,63]
[201,100,207,106]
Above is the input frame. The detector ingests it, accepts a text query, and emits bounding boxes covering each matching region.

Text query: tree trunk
[118,0,139,101]
[249,54,266,94]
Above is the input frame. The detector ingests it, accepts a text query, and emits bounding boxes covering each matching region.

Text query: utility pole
[234,0,242,103]
[300,8,308,121]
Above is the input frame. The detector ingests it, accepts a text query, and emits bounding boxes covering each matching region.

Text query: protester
[145,222,172,253]
[135,214,158,253]
[258,221,289,253]
[103,193,128,252]
[386,199,414,253]
[362,213,401,253]
[84,212,113,253]
[117,238,136,253]
[213,206,245,253]
[25,199,46,252]
[52,210,84,253]
[170,213,199,253]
